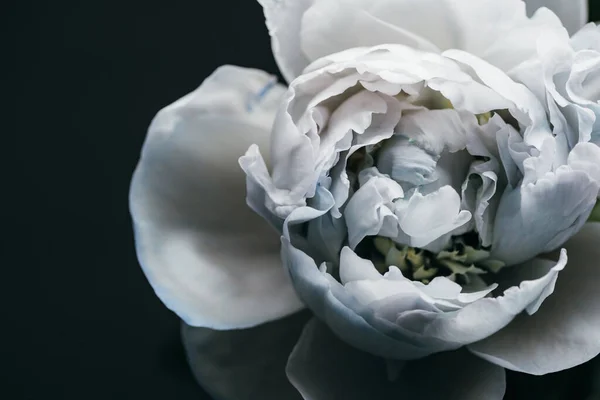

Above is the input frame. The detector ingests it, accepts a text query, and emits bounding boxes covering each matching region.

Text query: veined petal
[130,66,304,329]
[287,318,506,400]
[469,223,600,375]
[524,0,588,35]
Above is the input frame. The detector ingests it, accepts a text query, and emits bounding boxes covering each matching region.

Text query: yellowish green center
[368,235,504,287]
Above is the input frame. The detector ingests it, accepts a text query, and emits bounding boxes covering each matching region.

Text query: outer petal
[130,66,304,329]
[524,0,588,35]
[258,0,314,83]
[287,318,506,400]
[300,0,440,63]
[282,234,430,360]
[182,311,310,400]
[300,0,565,72]
[470,223,600,375]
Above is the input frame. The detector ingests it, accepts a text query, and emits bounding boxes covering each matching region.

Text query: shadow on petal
[287,318,506,400]
[182,311,311,400]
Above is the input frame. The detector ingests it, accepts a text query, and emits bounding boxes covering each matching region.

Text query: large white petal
[258,0,314,83]
[470,223,600,375]
[299,0,564,73]
[300,0,440,62]
[524,0,588,35]
[130,66,304,329]
[287,318,506,400]
[396,186,472,248]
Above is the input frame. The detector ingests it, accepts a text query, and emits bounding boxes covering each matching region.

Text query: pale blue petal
[377,136,439,188]
[389,250,566,346]
[287,319,506,400]
[395,186,472,248]
[130,66,304,329]
[470,223,600,375]
[568,142,600,191]
[492,166,598,266]
[304,188,347,263]
[282,234,430,359]
[284,224,563,359]
[345,169,403,248]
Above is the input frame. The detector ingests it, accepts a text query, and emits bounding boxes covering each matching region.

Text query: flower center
[356,234,504,290]
[341,92,511,288]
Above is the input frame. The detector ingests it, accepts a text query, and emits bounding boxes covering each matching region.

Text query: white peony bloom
[241,41,599,367]
[130,1,600,399]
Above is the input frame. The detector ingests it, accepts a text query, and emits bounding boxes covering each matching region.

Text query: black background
[5,1,600,399]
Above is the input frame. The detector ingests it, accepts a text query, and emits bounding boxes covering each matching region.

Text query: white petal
[470,223,600,375]
[394,250,567,345]
[339,246,383,284]
[492,166,598,266]
[571,23,600,52]
[568,142,600,188]
[300,0,564,72]
[300,0,440,62]
[282,232,430,359]
[345,169,403,248]
[396,186,472,248]
[258,0,314,82]
[377,136,439,188]
[130,66,304,329]
[395,109,468,153]
[524,0,588,35]
[444,49,553,150]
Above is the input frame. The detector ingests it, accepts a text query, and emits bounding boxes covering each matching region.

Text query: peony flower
[130,0,600,399]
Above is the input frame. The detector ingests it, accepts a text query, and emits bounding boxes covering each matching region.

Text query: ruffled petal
[492,166,598,266]
[395,186,472,248]
[469,223,600,375]
[524,0,588,35]
[287,318,506,400]
[282,232,430,359]
[130,66,304,329]
[345,168,403,248]
[444,48,553,150]
[284,220,564,359]
[182,311,310,400]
